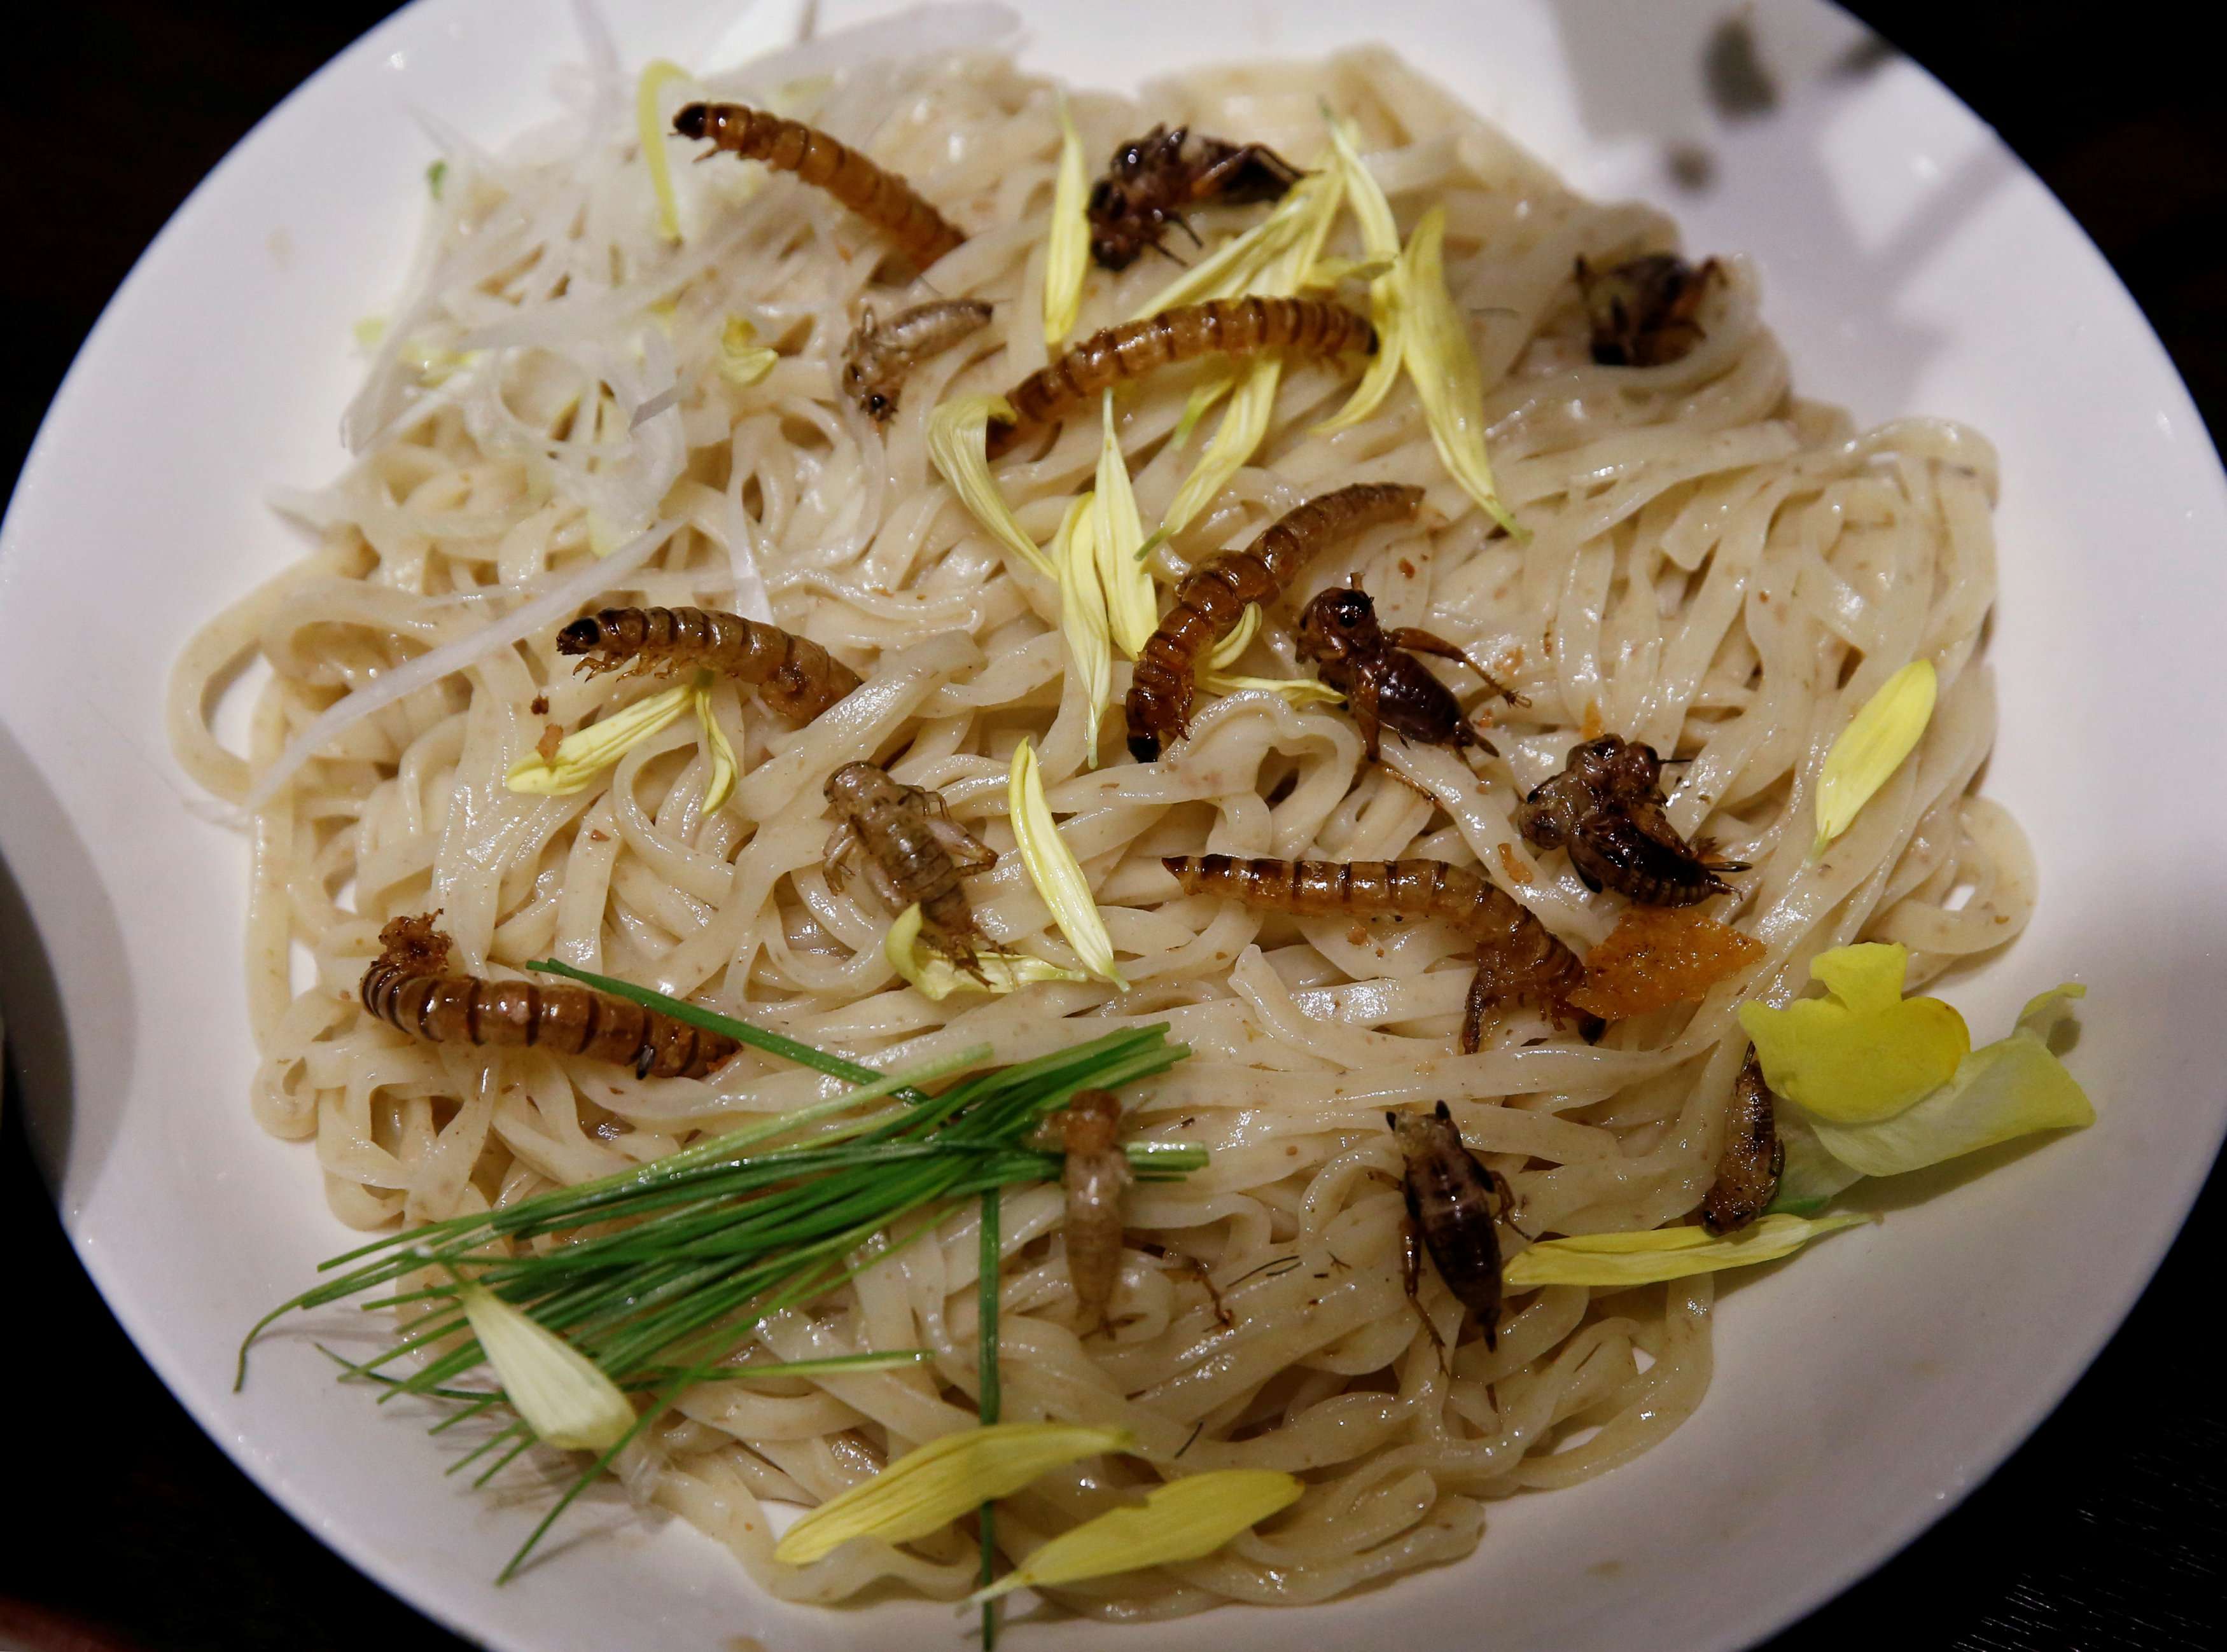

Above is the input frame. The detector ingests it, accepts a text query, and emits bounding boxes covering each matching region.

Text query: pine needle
[244,975,1199,1583]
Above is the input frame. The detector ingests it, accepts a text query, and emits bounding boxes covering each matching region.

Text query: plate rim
[6,1,2226,1648]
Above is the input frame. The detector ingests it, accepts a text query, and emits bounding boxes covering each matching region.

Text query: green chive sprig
[242,963,1199,1581]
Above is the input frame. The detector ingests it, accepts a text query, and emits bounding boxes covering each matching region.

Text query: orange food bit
[1569,905,1765,1020]
[1496,842,1535,886]
[1581,698,1605,740]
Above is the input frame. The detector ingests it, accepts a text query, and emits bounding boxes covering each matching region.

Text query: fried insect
[1162,854,1586,1052]
[1701,1051,1785,1235]
[1390,1101,1514,1349]
[1295,579,1525,764]
[984,296,1376,459]
[842,299,995,422]
[1057,1088,1133,1333]
[821,761,1000,975]
[1514,734,1747,906]
[360,913,738,1080]
[557,606,861,724]
[1126,482,1423,763]
[673,102,965,269]
[1086,123,1304,270]
[1575,252,1724,368]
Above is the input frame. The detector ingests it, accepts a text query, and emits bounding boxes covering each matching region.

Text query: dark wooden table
[1,4,2219,1648]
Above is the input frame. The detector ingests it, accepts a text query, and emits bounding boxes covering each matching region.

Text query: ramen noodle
[169,34,2030,1618]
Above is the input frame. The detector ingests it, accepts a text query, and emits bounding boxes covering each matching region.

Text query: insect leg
[1350,673,1384,766]
[863,856,909,913]
[821,821,860,892]
[921,792,999,875]
[1388,627,1529,707]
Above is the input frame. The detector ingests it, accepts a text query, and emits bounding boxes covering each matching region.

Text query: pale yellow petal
[636,60,691,244]
[1092,393,1159,656]
[972,1469,1302,1602]
[1009,739,1127,987]
[1055,495,1112,769]
[883,905,1089,1001]
[456,1283,634,1454]
[776,1422,1134,1565]
[1814,660,1937,854]
[506,683,693,795]
[1400,207,1520,535]
[1502,1213,1867,1289]
[927,395,1055,580]
[1042,97,1091,348]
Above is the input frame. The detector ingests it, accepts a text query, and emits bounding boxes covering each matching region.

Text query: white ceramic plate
[4,1,2224,1648]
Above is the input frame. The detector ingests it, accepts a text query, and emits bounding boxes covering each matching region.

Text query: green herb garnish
[242,967,1197,1581]
[979,1185,1003,1648]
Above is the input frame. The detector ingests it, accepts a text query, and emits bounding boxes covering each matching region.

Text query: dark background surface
[1,3,2219,1649]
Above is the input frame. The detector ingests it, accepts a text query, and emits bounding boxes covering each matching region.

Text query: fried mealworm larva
[673,102,966,269]
[1162,853,1586,1052]
[1126,482,1424,763]
[984,296,1376,459]
[821,761,1000,975]
[359,914,738,1081]
[842,299,995,422]
[1513,734,1747,906]
[557,606,862,724]
[1701,1050,1785,1235]
[1057,1088,1132,1333]
[1390,1100,1513,1349]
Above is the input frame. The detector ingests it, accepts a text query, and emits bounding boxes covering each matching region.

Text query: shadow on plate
[0,721,137,1206]
[1542,0,2021,426]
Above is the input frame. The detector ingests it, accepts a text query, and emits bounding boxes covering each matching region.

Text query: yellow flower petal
[1201,603,1262,674]
[1043,97,1091,349]
[775,1422,1134,1565]
[1054,494,1112,770]
[455,1282,634,1453]
[1160,357,1283,544]
[1738,942,1970,1124]
[1813,660,1936,855]
[927,394,1056,580]
[1171,374,1235,448]
[1092,393,1159,656]
[506,682,693,795]
[1129,168,1343,321]
[636,59,691,244]
[971,1469,1302,1602]
[1301,254,1397,289]
[1009,738,1127,987]
[1401,206,1521,536]
[1198,672,1346,709]
[718,316,779,387]
[883,904,1089,1001]
[1811,983,2093,1177]
[692,672,737,811]
[1313,116,1407,435]
[1145,155,1347,542]
[1502,1213,1867,1289]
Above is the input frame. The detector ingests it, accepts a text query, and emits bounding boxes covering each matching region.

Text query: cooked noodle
[167,37,2031,1617]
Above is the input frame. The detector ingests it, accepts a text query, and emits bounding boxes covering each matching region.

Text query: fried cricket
[1295,579,1524,763]
[1086,123,1303,270]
